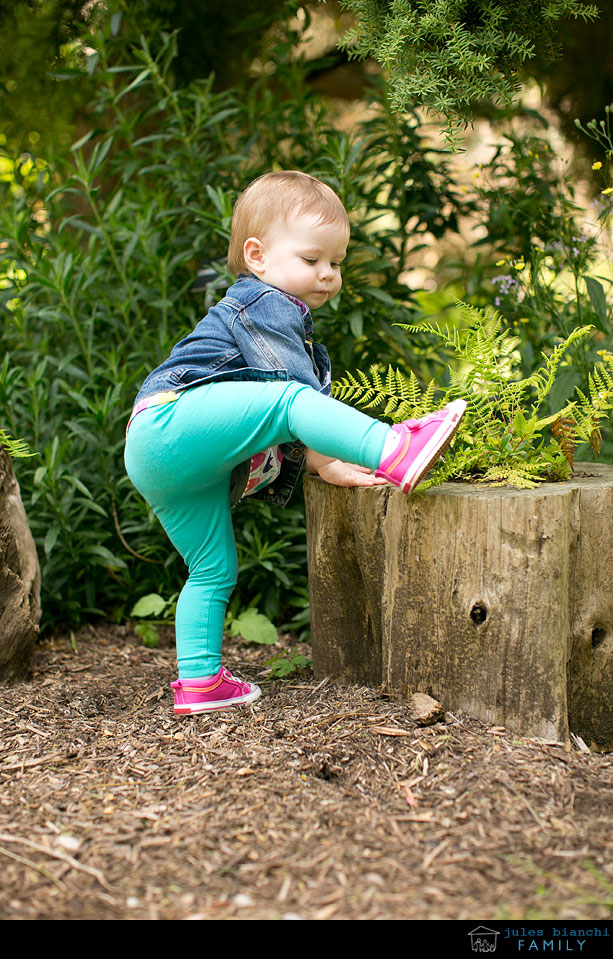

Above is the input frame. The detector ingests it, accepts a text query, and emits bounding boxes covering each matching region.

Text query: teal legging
[124,380,389,677]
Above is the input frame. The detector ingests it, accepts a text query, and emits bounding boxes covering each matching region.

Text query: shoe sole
[401,400,466,493]
[174,685,262,714]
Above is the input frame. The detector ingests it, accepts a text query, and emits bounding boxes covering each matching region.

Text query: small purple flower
[491,274,519,296]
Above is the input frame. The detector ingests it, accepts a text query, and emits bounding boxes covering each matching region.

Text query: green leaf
[265,650,312,678]
[44,527,60,556]
[229,609,278,645]
[86,53,99,76]
[585,276,609,333]
[131,593,168,618]
[85,545,127,568]
[114,69,152,103]
[348,311,364,338]
[547,368,583,412]
[134,622,160,648]
[513,410,528,437]
[364,287,397,306]
[58,217,103,237]
[71,130,99,153]
[91,137,114,175]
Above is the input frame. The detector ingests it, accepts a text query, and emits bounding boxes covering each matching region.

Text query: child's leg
[124,380,463,682]
[160,480,238,677]
[164,379,391,474]
[125,380,390,679]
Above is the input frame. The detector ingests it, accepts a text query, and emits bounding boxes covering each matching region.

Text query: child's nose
[318,263,333,279]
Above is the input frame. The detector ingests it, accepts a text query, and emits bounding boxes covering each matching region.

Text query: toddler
[124,171,465,714]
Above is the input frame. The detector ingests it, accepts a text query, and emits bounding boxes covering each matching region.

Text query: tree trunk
[304,464,613,751]
[0,447,41,682]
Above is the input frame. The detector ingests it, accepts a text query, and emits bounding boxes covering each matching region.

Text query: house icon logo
[468,927,499,953]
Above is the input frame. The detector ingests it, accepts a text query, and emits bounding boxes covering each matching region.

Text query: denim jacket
[133,275,332,506]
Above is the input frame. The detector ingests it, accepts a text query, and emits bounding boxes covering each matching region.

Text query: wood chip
[408,693,445,726]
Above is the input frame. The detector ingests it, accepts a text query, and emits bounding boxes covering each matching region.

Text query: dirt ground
[0,625,612,921]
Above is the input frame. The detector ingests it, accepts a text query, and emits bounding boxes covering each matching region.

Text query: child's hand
[316,458,387,488]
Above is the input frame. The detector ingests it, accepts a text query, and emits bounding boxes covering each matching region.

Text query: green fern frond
[335,305,609,490]
[383,396,401,417]
[480,462,545,489]
[334,369,379,408]
[588,363,613,410]
[422,378,437,411]
[385,366,396,395]
[0,429,35,459]
[333,365,445,423]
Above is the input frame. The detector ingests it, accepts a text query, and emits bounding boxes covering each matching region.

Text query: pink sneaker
[375,400,466,493]
[171,667,261,714]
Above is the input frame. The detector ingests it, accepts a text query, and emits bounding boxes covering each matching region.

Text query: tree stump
[304,464,613,751]
[0,447,41,682]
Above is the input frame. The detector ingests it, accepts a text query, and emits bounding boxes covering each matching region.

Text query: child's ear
[243,236,266,273]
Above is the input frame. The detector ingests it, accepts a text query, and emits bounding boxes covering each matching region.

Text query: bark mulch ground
[0,625,612,921]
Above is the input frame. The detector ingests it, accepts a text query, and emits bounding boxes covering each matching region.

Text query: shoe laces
[402,409,447,430]
[221,667,247,685]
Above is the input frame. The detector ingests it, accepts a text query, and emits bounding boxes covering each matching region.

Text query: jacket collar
[234,274,313,336]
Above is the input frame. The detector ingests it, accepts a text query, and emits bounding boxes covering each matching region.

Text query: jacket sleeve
[231,292,327,392]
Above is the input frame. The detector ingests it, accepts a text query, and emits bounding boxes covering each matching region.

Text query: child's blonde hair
[227,171,350,275]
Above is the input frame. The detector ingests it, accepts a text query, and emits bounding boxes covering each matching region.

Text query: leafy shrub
[414,110,613,464]
[470,122,613,399]
[337,0,599,146]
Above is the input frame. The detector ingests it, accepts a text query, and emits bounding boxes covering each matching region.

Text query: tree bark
[0,447,41,682]
[305,464,613,751]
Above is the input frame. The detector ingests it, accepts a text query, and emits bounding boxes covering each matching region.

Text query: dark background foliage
[4,1,613,154]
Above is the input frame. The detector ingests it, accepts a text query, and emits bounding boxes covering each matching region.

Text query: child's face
[244,212,348,309]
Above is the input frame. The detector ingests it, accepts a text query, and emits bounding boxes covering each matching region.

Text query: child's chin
[307,292,329,308]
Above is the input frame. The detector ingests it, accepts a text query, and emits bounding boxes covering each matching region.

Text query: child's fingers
[352,473,387,486]
[317,459,388,488]
[342,464,387,486]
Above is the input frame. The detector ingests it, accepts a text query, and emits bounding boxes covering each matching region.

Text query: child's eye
[302,258,317,264]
